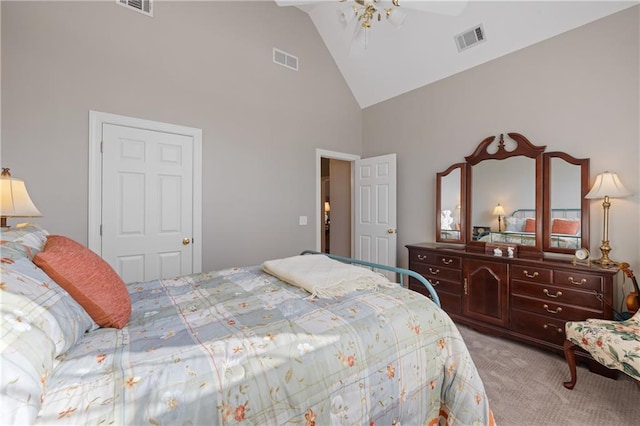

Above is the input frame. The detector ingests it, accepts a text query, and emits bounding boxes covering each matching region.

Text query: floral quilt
[29,265,492,425]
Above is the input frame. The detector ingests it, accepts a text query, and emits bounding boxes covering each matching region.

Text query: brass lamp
[493,203,505,232]
[585,171,631,268]
[0,168,42,228]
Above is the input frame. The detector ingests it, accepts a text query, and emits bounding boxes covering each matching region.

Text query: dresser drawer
[411,276,461,295]
[511,280,603,311]
[412,263,461,282]
[409,281,461,314]
[511,294,602,321]
[511,265,552,284]
[511,310,567,347]
[410,250,461,269]
[553,270,603,291]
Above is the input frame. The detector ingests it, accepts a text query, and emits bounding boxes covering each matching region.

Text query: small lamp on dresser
[585,171,631,268]
[0,168,42,228]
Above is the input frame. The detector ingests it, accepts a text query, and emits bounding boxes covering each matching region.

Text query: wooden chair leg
[563,339,578,390]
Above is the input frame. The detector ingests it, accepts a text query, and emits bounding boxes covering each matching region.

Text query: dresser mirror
[543,152,590,254]
[465,133,544,256]
[436,163,465,243]
[435,132,591,256]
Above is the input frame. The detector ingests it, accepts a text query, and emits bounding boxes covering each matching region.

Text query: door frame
[315,149,360,253]
[88,110,203,274]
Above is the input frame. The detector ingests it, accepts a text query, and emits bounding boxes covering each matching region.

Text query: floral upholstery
[565,312,640,380]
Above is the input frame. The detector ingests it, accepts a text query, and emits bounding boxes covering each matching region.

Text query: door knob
[182,238,191,245]
[387,229,396,234]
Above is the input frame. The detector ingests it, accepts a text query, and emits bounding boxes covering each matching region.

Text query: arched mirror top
[436,163,465,244]
[543,152,590,254]
[465,133,546,165]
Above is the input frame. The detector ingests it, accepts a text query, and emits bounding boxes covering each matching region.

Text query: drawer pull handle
[543,289,563,298]
[543,323,563,333]
[464,278,468,295]
[432,280,440,287]
[543,304,562,314]
[568,277,587,286]
[417,254,427,261]
[429,268,440,275]
[523,270,539,278]
[441,258,453,265]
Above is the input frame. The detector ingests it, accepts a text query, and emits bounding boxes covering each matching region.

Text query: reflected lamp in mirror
[324,201,331,224]
[493,204,505,232]
[585,171,631,268]
[0,168,42,228]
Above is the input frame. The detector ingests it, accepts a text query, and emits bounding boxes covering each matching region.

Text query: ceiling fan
[275,0,468,50]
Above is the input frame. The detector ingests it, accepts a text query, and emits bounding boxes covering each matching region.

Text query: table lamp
[0,168,42,228]
[585,171,631,268]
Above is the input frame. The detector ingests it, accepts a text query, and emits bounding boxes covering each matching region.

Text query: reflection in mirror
[436,163,465,243]
[544,152,590,254]
[471,157,536,246]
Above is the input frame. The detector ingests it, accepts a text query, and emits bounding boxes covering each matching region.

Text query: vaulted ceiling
[275,1,639,108]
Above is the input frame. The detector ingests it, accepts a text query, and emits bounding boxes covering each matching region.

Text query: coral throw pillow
[523,218,536,233]
[552,218,581,235]
[33,235,131,328]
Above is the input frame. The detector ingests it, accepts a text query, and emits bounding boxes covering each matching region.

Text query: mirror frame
[464,133,545,257]
[436,163,466,244]
[543,152,590,254]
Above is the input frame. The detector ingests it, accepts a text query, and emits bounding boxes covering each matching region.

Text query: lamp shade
[0,173,42,218]
[493,204,505,216]
[585,172,632,199]
[324,201,331,213]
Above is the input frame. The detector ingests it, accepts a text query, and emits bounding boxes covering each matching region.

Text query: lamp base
[590,257,618,269]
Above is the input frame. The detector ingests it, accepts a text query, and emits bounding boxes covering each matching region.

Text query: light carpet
[457,324,640,425]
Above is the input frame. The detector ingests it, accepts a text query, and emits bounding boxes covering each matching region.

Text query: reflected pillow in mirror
[523,218,536,233]
[505,217,526,232]
[551,218,581,235]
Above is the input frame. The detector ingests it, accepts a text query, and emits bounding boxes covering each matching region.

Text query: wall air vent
[118,0,153,17]
[455,24,486,52]
[273,48,299,71]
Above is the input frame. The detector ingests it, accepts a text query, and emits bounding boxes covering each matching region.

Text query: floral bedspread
[36,265,493,425]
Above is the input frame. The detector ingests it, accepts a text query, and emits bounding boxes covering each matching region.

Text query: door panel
[355,153,397,273]
[102,124,194,283]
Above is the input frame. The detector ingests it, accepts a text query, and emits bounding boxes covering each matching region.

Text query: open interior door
[354,153,397,275]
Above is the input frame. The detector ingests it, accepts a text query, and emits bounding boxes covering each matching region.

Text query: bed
[1,224,494,425]
[478,208,582,249]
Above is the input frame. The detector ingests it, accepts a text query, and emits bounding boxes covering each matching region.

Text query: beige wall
[1,1,362,270]
[363,6,640,291]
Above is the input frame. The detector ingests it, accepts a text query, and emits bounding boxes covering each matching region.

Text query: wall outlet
[299,216,308,226]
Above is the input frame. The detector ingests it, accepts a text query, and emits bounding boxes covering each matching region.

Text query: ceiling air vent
[117,0,153,17]
[455,24,486,52]
[273,48,299,72]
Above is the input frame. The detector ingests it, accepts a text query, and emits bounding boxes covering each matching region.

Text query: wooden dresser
[407,243,618,375]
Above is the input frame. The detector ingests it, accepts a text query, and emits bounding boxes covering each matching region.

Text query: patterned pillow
[505,216,526,232]
[1,258,96,357]
[34,236,132,329]
[0,223,49,261]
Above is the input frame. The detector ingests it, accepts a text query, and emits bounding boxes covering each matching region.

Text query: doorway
[321,157,352,256]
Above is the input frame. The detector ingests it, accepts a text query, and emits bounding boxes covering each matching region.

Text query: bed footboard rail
[300,250,441,308]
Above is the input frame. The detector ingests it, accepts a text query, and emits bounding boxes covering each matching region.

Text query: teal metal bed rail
[300,250,441,308]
